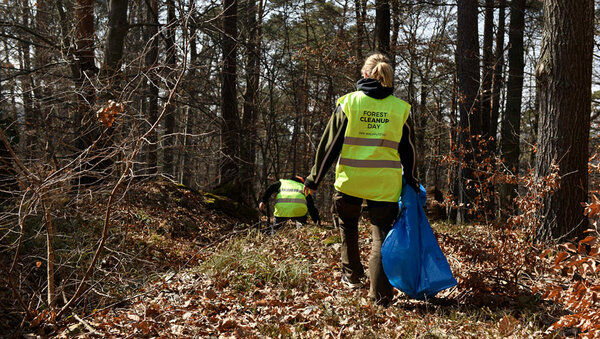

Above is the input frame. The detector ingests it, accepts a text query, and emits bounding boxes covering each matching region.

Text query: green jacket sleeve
[305,105,347,190]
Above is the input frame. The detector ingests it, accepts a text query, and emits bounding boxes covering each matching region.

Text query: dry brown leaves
[96,100,124,127]
[50,179,600,337]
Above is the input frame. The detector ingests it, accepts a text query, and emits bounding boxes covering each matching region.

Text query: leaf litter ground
[50,181,597,338]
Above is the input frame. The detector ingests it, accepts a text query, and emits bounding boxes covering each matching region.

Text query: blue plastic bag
[381,183,457,300]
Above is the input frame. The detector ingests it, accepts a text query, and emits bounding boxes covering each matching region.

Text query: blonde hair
[361,53,393,87]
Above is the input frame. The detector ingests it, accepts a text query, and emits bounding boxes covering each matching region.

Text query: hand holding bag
[381,182,457,300]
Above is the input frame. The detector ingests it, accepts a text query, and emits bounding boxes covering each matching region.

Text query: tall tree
[480,0,494,139]
[489,0,506,152]
[19,0,35,150]
[73,0,96,151]
[500,0,525,215]
[477,0,496,218]
[534,0,594,240]
[101,0,129,78]
[240,0,263,201]
[33,0,50,151]
[374,0,390,55]
[355,0,366,77]
[145,0,159,175]
[455,0,480,223]
[220,0,240,186]
[163,0,177,176]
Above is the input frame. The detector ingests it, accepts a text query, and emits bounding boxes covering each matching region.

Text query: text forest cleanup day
[360,110,390,129]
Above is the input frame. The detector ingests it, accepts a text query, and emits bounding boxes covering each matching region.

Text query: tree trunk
[33,0,50,155]
[449,71,458,221]
[240,0,263,202]
[183,2,198,187]
[481,0,494,139]
[479,0,495,218]
[101,0,129,78]
[374,0,390,55]
[354,0,364,77]
[145,0,159,175]
[220,0,239,186]
[455,0,480,223]
[163,0,177,177]
[500,0,525,216]
[390,0,400,68]
[73,0,96,151]
[490,0,505,152]
[19,0,35,151]
[534,0,594,241]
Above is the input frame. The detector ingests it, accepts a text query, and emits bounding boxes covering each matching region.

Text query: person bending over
[259,176,320,229]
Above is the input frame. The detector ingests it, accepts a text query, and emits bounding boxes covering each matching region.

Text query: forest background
[1,0,600,337]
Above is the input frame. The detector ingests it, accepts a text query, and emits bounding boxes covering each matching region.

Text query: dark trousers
[333,191,398,305]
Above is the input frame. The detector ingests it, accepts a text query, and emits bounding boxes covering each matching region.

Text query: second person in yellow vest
[259,176,320,229]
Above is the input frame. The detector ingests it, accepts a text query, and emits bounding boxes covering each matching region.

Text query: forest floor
[7,180,598,338]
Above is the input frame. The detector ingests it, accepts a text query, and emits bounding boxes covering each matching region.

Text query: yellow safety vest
[334,91,410,202]
[274,179,308,217]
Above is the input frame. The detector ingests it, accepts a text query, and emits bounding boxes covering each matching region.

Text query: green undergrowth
[198,230,311,292]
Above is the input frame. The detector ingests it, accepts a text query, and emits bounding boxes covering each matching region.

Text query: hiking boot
[341,275,363,289]
[369,296,392,307]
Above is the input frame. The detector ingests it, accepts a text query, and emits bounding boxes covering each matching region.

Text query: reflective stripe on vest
[275,198,307,204]
[334,91,411,202]
[338,158,403,169]
[274,179,308,217]
[279,188,304,193]
[343,136,399,149]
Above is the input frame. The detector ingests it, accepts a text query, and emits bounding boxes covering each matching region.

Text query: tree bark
[145,0,159,175]
[240,0,263,202]
[390,0,400,68]
[20,0,35,151]
[481,0,494,139]
[33,0,50,153]
[500,0,525,215]
[489,0,505,152]
[355,0,364,77]
[182,1,198,187]
[534,0,594,241]
[73,0,96,151]
[220,0,240,186]
[479,0,495,218]
[374,0,390,56]
[163,0,177,177]
[101,0,129,78]
[455,0,480,223]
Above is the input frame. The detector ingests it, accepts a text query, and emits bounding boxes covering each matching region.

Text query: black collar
[356,78,394,99]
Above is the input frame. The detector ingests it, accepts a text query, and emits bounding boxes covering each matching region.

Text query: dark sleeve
[399,124,418,187]
[305,105,347,190]
[261,182,281,204]
[305,194,320,222]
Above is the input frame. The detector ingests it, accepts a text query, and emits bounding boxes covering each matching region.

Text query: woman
[304,53,418,306]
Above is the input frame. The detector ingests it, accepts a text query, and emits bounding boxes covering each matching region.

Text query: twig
[56,35,189,319]
[72,313,103,336]
[7,188,34,320]
[41,197,56,308]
